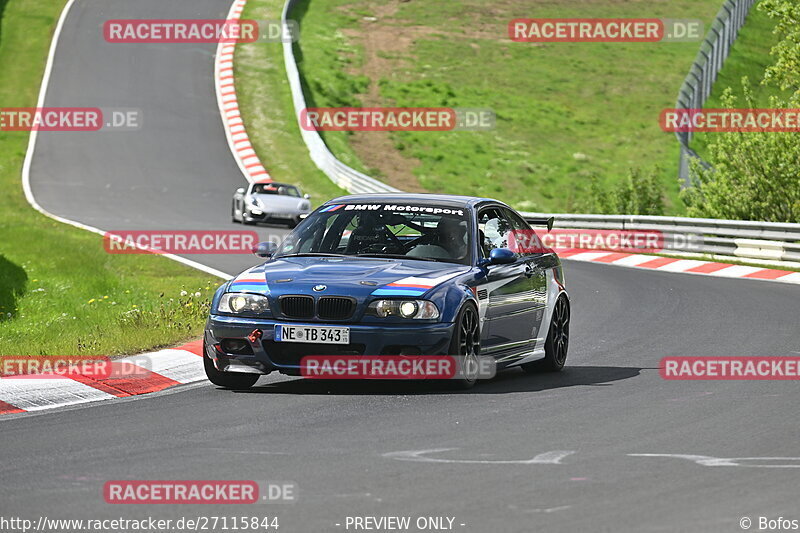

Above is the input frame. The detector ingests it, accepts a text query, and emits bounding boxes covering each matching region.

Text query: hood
[230,256,469,300]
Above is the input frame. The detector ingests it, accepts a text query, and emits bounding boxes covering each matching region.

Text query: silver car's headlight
[218,293,270,315]
[248,198,264,215]
[367,299,439,319]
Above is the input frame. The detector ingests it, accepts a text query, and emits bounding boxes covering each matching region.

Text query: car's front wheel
[522,294,569,373]
[448,303,481,389]
[203,345,260,389]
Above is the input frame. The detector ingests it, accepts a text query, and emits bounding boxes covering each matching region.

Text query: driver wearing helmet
[436,217,468,260]
[346,212,388,254]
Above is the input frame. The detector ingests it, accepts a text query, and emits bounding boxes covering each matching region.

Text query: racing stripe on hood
[372,271,464,297]
[228,268,269,293]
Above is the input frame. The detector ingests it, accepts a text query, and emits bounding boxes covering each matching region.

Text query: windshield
[275,203,472,265]
[252,183,301,197]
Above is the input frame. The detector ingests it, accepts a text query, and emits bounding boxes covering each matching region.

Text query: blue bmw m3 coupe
[204,193,570,388]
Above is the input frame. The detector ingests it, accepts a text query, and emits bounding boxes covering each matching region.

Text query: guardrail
[520,212,800,263]
[675,0,758,185]
[281,0,399,194]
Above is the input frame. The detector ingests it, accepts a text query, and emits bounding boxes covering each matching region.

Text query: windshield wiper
[355,253,445,263]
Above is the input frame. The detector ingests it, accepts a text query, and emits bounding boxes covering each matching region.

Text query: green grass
[0,0,217,356]
[283,0,730,214]
[234,0,347,204]
[690,2,788,160]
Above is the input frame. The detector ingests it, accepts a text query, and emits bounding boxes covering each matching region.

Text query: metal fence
[675,0,758,184]
[281,0,399,194]
[520,212,800,263]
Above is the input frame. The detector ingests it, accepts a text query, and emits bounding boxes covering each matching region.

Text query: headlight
[218,293,270,315]
[368,299,439,319]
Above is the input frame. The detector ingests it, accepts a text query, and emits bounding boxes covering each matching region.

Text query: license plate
[274,325,350,344]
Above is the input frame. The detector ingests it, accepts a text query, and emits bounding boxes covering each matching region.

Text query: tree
[682,82,800,222]
[760,0,800,96]
[681,1,800,222]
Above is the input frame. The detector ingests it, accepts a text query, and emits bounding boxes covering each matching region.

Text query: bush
[583,168,667,215]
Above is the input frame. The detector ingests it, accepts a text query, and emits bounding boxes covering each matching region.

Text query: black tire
[448,303,481,389]
[204,348,260,389]
[522,295,569,373]
[287,218,299,229]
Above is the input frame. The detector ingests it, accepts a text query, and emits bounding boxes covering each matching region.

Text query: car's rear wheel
[203,345,260,389]
[522,295,569,373]
[448,303,481,389]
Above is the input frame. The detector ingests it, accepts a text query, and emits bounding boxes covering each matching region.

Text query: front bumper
[205,314,454,375]
[245,207,307,222]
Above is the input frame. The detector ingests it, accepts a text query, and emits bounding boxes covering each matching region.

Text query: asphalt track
[28,0,289,275]
[11,0,800,531]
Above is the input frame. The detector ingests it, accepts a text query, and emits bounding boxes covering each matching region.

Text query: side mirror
[235,187,246,195]
[488,248,516,265]
[303,193,311,199]
[252,241,278,258]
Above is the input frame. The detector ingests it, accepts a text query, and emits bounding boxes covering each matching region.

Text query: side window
[477,208,515,258]
[503,208,544,256]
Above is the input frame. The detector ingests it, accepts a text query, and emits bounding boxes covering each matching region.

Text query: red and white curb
[216,0,271,183]
[0,341,206,415]
[560,250,800,284]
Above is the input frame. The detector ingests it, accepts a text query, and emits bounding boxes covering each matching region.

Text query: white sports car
[232,180,312,228]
